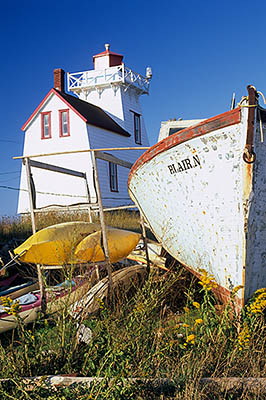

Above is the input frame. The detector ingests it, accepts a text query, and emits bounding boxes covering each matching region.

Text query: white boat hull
[129,87,266,308]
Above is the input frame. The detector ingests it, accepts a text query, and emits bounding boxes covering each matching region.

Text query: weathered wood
[103,204,136,212]
[25,158,36,233]
[84,173,93,223]
[73,264,151,315]
[3,375,266,395]
[27,159,86,178]
[13,147,150,160]
[91,151,113,300]
[25,158,47,314]
[140,214,150,275]
[94,151,133,169]
[200,377,266,394]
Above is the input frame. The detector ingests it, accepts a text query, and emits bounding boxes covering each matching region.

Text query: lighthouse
[67,44,151,146]
[17,45,152,213]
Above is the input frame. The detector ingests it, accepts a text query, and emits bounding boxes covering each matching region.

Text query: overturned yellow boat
[13,221,141,265]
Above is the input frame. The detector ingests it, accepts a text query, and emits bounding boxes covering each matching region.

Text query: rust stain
[243,85,257,163]
[242,159,253,306]
[243,164,252,197]
[179,261,242,312]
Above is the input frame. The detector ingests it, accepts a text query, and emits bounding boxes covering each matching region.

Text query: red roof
[93,44,123,59]
[93,49,123,58]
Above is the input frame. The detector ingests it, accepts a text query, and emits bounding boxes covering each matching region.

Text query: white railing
[67,65,150,94]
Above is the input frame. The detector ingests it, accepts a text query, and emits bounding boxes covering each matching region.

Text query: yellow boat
[74,228,141,264]
[13,221,141,265]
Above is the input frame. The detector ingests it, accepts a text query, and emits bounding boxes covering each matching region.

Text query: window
[109,162,118,192]
[59,109,70,137]
[133,113,141,144]
[41,112,51,139]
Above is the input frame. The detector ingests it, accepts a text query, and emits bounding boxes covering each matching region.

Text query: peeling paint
[129,96,266,307]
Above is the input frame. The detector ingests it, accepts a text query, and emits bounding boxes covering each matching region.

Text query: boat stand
[16,146,152,313]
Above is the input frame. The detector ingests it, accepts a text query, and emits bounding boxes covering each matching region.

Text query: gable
[22,89,130,137]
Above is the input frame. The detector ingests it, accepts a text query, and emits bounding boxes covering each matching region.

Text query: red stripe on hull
[128,107,241,184]
[182,263,243,313]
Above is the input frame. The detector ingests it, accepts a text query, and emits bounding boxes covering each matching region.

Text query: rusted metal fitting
[243,147,256,164]
[243,85,258,164]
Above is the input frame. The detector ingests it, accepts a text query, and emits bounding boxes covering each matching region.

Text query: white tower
[67,44,151,143]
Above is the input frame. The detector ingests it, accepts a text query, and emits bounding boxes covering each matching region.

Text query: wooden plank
[27,159,86,178]
[140,214,150,274]
[91,152,113,298]
[13,147,150,160]
[94,151,133,169]
[25,158,36,233]
[25,158,46,313]
[103,205,136,212]
[4,376,266,395]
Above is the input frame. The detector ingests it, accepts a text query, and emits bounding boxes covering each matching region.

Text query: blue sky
[1,0,266,216]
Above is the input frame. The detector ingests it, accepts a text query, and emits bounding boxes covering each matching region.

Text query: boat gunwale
[0,277,86,318]
[128,107,242,184]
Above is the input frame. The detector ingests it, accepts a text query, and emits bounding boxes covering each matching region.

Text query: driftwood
[1,375,266,395]
[200,377,266,395]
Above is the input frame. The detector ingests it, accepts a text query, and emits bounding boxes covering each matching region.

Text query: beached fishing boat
[0,273,38,301]
[128,85,266,309]
[12,221,141,265]
[71,263,158,316]
[0,277,90,333]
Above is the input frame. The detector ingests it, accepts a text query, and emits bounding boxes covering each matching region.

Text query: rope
[258,109,264,143]
[0,250,26,274]
[239,104,257,108]
[257,90,266,104]
[238,88,266,108]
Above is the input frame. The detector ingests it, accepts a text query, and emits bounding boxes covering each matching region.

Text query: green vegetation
[0,213,265,399]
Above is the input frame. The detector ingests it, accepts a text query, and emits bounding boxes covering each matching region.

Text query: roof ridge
[55,90,130,137]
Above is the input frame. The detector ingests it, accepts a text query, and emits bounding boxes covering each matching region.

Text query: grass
[0,211,265,399]
[0,209,145,242]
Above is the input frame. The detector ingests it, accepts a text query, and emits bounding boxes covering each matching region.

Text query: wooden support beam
[94,151,133,169]
[24,157,93,221]
[84,174,93,223]
[26,159,86,178]
[140,214,150,275]
[25,158,36,233]
[14,147,150,160]
[103,204,136,212]
[91,152,113,300]
[24,158,46,314]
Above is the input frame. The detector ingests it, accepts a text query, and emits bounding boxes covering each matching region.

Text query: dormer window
[133,112,141,144]
[59,109,70,137]
[41,112,51,139]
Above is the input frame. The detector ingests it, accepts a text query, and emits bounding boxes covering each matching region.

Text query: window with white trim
[109,162,118,192]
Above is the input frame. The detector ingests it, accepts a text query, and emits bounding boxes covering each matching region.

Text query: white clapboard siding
[18,93,93,213]
[87,124,147,207]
